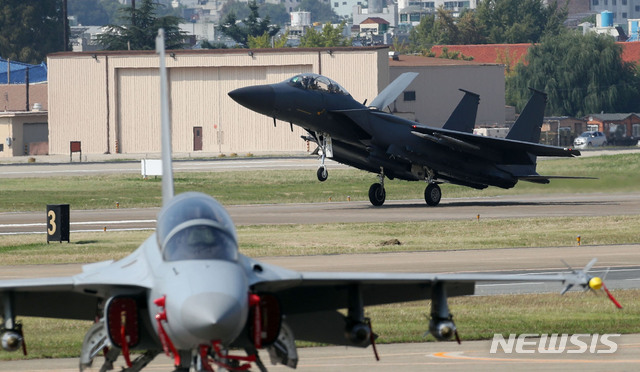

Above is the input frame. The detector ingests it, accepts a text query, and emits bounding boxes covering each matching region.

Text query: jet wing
[0,246,154,321]
[248,266,594,346]
[411,124,580,162]
[251,270,580,315]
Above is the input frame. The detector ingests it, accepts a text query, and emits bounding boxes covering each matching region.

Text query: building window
[622,0,626,5]
[592,0,598,5]
[0,143,3,152]
[604,0,607,5]
[342,1,346,4]
[636,5,640,11]
[612,0,616,4]
[334,1,338,5]
[400,14,408,22]
[404,91,416,101]
[623,12,627,17]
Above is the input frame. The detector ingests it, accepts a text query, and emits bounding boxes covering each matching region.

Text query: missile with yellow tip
[588,276,603,290]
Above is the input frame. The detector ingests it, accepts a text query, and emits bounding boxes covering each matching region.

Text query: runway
[2,192,640,234]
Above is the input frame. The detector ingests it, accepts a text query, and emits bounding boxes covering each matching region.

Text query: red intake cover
[249,294,281,347]
[106,297,140,348]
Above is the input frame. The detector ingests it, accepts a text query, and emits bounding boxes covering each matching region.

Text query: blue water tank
[601,11,613,27]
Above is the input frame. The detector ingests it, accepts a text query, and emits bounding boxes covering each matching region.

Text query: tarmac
[2,334,639,371]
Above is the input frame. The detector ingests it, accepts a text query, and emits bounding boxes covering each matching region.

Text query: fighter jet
[229,73,585,206]
[0,32,620,372]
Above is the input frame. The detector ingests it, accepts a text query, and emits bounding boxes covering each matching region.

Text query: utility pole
[62,0,69,52]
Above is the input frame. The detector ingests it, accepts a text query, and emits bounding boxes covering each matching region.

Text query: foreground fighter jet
[229,73,584,206]
[0,32,620,372]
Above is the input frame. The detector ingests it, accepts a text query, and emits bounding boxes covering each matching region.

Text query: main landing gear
[424,183,442,206]
[367,169,442,207]
[368,169,386,206]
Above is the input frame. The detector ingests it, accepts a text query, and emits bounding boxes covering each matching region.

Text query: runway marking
[430,351,640,363]
[0,220,156,228]
[0,228,154,236]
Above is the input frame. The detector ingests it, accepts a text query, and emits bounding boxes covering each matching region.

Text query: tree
[299,22,350,47]
[408,14,437,53]
[68,0,120,26]
[0,0,68,63]
[457,11,487,45]
[506,31,640,117]
[248,31,289,48]
[475,0,568,44]
[218,0,279,47]
[261,3,289,26]
[97,0,185,50]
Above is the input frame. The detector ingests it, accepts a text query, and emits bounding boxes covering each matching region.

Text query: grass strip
[1,153,640,212]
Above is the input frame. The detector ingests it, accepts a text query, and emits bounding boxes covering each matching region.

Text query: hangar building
[389,55,505,127]
[47,47,389,156]
[46,47,505,156]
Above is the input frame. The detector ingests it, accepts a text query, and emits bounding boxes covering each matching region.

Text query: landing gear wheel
[317,167,328,182]
[424,183,441,206]
[368,183,386,206]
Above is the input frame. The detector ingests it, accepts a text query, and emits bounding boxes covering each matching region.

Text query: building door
[193,126,202,151]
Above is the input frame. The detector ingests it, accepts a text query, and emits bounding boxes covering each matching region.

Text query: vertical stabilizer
[156,29,174,205]
[506,89,547,143]
[442,89,479,133]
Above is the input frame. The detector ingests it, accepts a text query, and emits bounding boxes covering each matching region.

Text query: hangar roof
[389,54,501,67]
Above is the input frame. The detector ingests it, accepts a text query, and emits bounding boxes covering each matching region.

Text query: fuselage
[229,74,520,189]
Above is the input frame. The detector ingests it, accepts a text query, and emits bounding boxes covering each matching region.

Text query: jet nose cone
[228,85,275,115]
[181,292,246,344]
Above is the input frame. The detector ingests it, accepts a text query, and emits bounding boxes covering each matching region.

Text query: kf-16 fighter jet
[0,33,620,372]
[229,72,586,206]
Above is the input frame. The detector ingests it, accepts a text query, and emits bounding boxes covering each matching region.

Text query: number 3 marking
[48,210,56,235]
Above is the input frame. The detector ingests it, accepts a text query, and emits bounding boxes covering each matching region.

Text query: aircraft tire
[425,183,441,206]
[317,167,328,182]
[368,183,386,206]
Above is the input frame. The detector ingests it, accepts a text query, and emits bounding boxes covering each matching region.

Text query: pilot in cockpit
[157,192,238,262]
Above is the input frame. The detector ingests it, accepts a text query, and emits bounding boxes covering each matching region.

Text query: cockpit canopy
[156,192,238,262]
[287,73,350,96]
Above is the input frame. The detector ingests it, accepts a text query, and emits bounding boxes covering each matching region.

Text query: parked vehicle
[573,131,607,148]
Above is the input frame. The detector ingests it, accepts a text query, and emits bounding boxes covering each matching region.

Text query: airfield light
[347,196,351,202]
[104,227,107,232]
[116,202,120,209]
[577,235,581,246]
[477,214,480,221]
